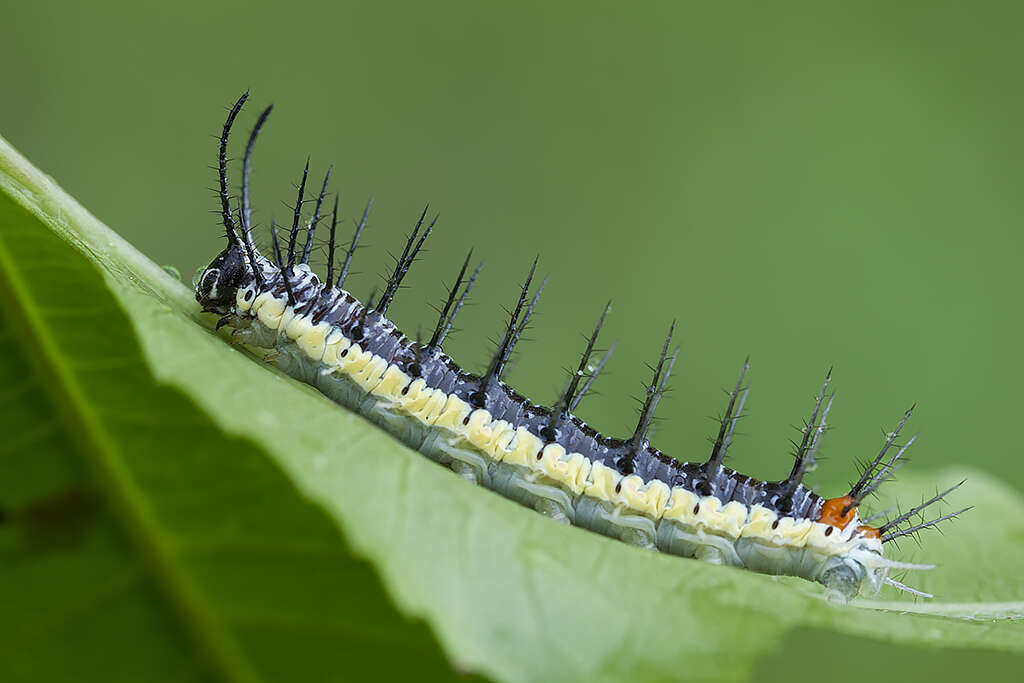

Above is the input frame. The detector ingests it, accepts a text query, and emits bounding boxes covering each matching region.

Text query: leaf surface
[0,146,466,683]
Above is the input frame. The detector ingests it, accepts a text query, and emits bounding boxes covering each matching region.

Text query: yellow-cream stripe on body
[235,286,872,564]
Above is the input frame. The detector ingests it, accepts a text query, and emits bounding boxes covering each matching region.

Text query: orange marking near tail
[818,495,857,528]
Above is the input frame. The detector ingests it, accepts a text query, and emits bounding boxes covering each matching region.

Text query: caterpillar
[195,91,968,605]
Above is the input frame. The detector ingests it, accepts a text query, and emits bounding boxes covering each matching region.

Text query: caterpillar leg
[487,463,576,524]
[820,563,861,605]
[575,497,658,550]
[692,533,744,566]
[420,431,491,485]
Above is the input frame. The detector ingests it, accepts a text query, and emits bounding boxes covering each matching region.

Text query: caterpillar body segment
[195,92,967,605]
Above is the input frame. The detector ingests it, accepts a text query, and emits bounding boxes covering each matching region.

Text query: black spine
[287,159,310,269]
[878,481,969,543]
[325,195,339,290]
[240,103,273,288]
[376,207,436,315]
[337,197,372,290]
[623,322,679,473]
[237,199,263,289]
[503,276,547,377]
[544,302,611,440]
[302,166,332,265]
[781,370,833,496]
[218,91,249,246]
[704,358,751,477]
[270,219,295,305]
[845,433,917,516]
[241,104,273,249]
[847,406,915,510]
[473,257,540,408]
[569,342,617,413]
[426,250,478,352]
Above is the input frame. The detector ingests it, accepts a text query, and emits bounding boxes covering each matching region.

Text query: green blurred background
[2,1,1021,677]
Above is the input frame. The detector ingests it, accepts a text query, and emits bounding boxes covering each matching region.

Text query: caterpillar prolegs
[195,92,968,605]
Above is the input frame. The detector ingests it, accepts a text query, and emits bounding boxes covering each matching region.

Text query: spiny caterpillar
[196,92,967,604]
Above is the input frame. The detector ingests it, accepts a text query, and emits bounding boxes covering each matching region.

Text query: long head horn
[218,91,249,246]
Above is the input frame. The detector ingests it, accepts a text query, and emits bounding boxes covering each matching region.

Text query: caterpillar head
[195,243,253,314]
[196,91,265,315]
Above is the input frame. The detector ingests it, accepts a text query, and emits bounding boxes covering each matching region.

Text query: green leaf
[2,133,1023,683]
[0,146,468,682]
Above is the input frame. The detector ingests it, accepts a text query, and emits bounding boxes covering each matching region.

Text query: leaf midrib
[0,214,257,683]
[855,599,1024,620]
